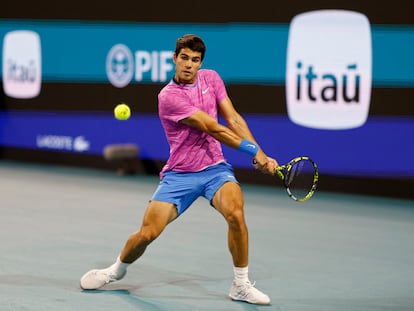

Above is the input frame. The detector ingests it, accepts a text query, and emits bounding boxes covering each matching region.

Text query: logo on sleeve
[2,30,42,99]
[286,10,372,130]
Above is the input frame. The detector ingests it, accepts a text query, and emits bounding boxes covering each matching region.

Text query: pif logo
[106,44,134,88]
[106,43,174,88]
[286,10,372,130]
[2,30,42,99]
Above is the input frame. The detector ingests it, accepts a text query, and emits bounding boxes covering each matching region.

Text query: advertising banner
[1,16,413,178]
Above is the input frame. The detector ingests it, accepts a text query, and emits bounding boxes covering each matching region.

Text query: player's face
[173,48,202,84]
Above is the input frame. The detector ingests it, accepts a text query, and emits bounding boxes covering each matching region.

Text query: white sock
[109,256,129,276]
[233,266,249,283]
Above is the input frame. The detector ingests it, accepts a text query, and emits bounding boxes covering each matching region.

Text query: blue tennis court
[1,160,413,311]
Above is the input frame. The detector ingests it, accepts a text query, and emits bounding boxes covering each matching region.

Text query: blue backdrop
[1,19,414,178]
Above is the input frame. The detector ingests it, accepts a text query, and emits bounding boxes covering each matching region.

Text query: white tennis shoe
[80,267,126,290]
[229,280,271,305]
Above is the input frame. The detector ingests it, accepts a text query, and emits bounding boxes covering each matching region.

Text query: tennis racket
[275,156,319,202]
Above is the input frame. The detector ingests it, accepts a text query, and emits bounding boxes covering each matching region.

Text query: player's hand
[266,157,279,174]
[253,155,279,175]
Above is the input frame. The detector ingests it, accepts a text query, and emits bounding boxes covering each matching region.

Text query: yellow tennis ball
[114,103,131,120]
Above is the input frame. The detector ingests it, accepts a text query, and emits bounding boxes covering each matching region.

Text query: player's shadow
[84,287,279,311]
[83,289,169,311]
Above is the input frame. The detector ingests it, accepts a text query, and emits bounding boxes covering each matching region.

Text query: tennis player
[80,34,278,305]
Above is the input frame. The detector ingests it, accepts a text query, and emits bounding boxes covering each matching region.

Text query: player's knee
[137,226,161,245]
[226,208,245,229]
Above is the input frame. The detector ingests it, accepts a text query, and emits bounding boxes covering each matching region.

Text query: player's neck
[173,74,197,86]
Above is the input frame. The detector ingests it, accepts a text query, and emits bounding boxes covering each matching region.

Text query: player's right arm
[181,110,241,149]
[181,110,276,175]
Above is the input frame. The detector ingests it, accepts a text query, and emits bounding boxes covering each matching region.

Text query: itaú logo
[2,30,42,99]
[286,10,372,130]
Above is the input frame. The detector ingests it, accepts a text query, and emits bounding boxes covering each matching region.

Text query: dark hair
[175,34,206,61]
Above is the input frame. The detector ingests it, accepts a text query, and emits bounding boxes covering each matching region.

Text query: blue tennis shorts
[151,162,239,216]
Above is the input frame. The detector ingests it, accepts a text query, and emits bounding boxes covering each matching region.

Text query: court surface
[1,160,413,311]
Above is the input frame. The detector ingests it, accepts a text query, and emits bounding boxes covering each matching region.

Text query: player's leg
[80,200,177,290]
[120,200,177,263]
[212,181,271,305]
[212,181,248,267]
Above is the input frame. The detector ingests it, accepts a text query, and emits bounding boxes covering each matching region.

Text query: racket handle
[254,159,285,180]
[275,167,285,180]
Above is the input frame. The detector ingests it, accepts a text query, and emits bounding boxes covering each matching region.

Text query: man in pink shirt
[80,34,278,305]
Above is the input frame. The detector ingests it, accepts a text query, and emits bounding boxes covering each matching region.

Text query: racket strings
[285,160,316,200]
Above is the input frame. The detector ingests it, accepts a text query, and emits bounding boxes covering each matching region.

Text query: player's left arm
[218,97,257,145]
[218,96,278,172]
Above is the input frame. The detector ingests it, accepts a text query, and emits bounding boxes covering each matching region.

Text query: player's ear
[173,53,177,64]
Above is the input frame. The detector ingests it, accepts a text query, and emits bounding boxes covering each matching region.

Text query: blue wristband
[238,138,259,157]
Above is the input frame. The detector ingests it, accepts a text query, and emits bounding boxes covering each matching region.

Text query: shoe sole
[229,295,271,305]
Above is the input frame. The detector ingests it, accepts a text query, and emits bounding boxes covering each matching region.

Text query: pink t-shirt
[158,69,228,178]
